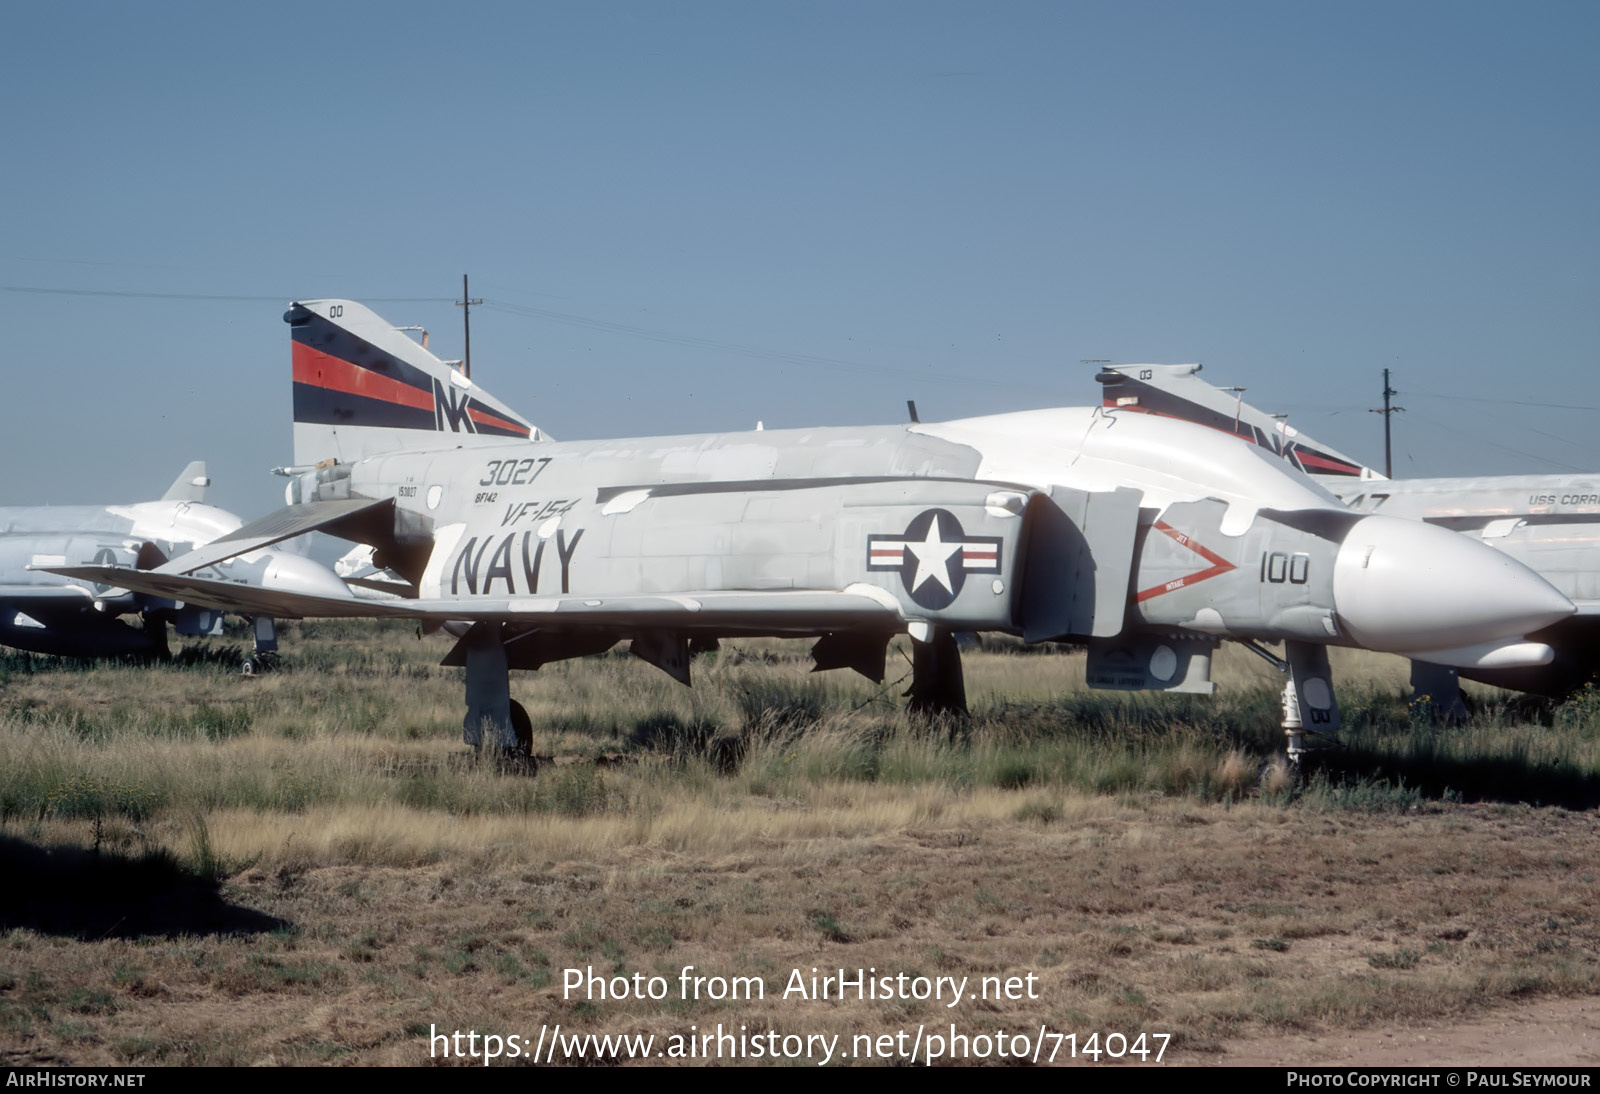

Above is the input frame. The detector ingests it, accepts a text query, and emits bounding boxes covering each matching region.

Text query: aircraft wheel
[706,733,746,774]
[510,699,534,756]
[241,657,257,677]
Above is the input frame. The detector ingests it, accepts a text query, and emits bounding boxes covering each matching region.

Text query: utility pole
[1369,368,1404,477]
[455,274,482,379]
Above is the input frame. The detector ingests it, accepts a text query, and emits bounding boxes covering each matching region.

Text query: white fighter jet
[4,462,348,663]
[49,302,1575,760]
[1096,363,1600,705]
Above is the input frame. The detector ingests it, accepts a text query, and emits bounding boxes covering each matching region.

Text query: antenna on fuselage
[907,400,920,423]
[1220,385,1246,436]
[394,325,430,350]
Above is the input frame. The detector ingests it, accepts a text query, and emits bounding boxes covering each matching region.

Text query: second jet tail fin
[161,461,211,502]
[1097,364,1376,480]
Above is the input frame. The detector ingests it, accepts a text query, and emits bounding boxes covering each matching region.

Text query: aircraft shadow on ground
[1311,748,1600,811]
[0,835,288,939]
[0,644,244,675]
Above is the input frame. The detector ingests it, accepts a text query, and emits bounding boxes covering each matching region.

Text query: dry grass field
[3,623,1599,1066]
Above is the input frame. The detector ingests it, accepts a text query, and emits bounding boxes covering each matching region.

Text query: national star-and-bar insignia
[867,508,1002,611]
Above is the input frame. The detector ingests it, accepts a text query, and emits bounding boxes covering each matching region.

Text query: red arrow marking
[1134,520,1238,603]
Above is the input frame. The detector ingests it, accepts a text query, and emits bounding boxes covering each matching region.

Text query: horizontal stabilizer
[154,498,395,574]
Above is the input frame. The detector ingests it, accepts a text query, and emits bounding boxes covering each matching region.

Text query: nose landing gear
[1241,639,1342,774]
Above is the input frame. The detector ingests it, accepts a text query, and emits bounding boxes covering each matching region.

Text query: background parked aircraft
[1097,364,1600,704]
[2,461,348,665]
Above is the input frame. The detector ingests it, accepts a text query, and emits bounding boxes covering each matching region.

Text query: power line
[0,285,451,303]
[4,279,1045,397]
[1406,388,1600,413]
[480,297,1016,392]
[1404,409,1589,472]
[1412,392,1595,456]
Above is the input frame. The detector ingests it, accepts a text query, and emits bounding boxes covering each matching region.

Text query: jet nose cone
[1333,515,1574,653]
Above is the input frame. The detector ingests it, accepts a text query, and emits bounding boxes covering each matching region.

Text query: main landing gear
[808,624,969,717]
[457,623,538,770]
[905,624,968,717]
[453,618,974,775]
[240,616,281,677]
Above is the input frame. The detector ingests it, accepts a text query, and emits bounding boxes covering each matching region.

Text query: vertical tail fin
[286,299,546,467]
[161,461,211,502]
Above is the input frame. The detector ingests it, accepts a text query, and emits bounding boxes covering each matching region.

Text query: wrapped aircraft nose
[1332,516,1573,654]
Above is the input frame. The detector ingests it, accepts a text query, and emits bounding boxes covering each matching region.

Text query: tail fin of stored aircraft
[286,299,546,468]
[1096,364,1377,480]
[161,460,211,502]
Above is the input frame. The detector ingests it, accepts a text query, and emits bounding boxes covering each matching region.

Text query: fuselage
[0,500,243,593]
[347,407,1342,536]
[308,405,1571,664]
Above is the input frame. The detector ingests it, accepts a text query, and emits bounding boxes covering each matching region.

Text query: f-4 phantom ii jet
[1097,363,1600,704]
[49,301,1575,760]
[4,462,349,662]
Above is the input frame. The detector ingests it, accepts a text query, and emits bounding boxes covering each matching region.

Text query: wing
[36,563,904,631]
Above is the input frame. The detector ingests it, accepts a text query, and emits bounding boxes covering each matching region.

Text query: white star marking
[904,519,962,594]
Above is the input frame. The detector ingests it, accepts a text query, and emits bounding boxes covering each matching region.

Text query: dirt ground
[1213,995,1600,1067]
[5,797,1599,1067]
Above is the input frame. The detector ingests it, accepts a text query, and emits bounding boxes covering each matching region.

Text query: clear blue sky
[3,1,1595,516]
